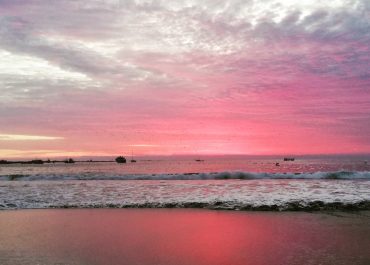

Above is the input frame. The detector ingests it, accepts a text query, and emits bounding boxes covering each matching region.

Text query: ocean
[1,155,370,211]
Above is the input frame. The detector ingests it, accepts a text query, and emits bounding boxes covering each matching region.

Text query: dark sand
[0,209,369,265]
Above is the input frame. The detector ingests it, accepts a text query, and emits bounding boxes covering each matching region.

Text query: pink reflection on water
[1,209,370,265]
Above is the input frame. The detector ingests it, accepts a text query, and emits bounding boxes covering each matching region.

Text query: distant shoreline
[0,159,115,165]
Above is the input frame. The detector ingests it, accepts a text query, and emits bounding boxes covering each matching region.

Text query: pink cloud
[0,0,369,157]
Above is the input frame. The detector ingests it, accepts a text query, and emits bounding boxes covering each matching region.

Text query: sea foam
[1,171,370,181]
[1,179,369,211]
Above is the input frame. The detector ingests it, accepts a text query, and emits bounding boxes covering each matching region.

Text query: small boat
[283,157,295,161]
[130,151,136,163]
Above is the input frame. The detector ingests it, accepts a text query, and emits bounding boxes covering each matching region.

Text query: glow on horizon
[0,134,64,141]
[0,0,369,158]
[0,149,113,159]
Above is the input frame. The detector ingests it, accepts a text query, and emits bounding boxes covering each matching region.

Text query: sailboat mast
[130,150,137,162]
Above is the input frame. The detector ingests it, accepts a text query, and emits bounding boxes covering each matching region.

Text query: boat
[130,151,137,163]
[283,157,295,161]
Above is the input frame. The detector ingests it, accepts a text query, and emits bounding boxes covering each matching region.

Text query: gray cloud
[1,0,370,154]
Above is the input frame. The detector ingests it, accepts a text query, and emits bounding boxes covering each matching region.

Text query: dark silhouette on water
[284,157,295,161]
[115,156,127,163]
[130,151,137,163]
[0,159,44,165]
[1,158,119,164]
[27,160,44,164]
[64,158,75,164]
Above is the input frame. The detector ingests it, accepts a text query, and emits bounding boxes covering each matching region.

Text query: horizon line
[2,153,370,161]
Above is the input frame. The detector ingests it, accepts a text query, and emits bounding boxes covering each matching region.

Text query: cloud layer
[0,0,369,157]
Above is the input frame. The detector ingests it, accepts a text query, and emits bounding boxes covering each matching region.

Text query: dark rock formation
[115,156,127,163]
[64,158,75,164]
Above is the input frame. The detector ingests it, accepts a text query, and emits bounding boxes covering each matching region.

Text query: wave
[1,200,370,211]
[1,171,370,181]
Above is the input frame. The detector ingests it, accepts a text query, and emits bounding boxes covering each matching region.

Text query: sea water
[0,155,369,210]
[1,209,370,265]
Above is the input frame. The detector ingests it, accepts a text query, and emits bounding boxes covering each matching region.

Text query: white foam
[0,179,369,210]
[1,171,370,181]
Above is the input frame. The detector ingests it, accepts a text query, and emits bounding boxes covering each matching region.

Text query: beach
[2,0,370,264]
[0,209,369,265]
[1,157,369,264]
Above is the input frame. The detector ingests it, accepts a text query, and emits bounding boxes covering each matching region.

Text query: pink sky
[0,0,370,158]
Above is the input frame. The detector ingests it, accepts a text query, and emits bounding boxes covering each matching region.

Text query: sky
[0,0,369,158]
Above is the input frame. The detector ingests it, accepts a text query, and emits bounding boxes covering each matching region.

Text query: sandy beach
[1,0,370,264]
[0,209,369,265]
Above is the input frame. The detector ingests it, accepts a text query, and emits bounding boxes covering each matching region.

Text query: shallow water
[1,179,369,210]
[0,209,369,265]
[1,155,369,210]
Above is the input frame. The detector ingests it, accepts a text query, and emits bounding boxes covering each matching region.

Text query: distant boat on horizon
[130,151,137,163]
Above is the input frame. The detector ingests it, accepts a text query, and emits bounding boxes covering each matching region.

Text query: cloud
[0,0,369,155]
[0,134,64,141]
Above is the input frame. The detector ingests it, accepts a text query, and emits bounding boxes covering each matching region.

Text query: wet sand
[0,209,369,265]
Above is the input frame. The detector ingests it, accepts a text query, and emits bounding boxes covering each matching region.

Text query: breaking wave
[2,201,370,211]
[1,171,370,181]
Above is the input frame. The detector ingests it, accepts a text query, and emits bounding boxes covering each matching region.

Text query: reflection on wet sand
[0,209,369,265]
